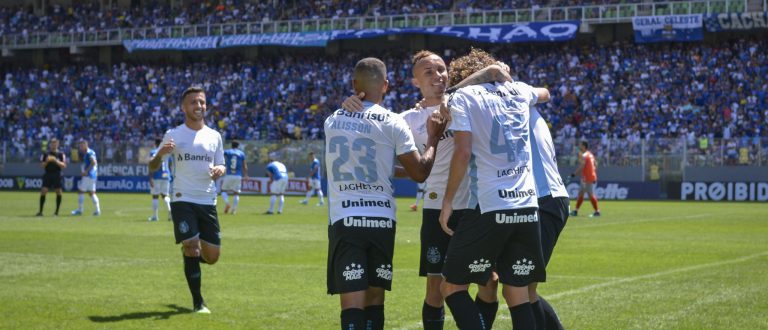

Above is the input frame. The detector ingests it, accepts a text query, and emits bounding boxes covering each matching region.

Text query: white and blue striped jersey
[448,81,539,213]
[324,101,417,224]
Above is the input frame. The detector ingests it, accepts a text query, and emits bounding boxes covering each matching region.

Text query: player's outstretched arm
[397,112,447,182]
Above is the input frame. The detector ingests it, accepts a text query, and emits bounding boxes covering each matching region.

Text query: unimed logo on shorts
[343,263,364,281]
[375,264,392,281]
[468,259,491,273]
[513,259,535,276]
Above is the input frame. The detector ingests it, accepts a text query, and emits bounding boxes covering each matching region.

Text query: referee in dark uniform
[37,138,67,216]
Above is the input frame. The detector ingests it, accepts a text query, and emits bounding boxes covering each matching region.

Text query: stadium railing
[4,137,767,170]
[1,0,760,50]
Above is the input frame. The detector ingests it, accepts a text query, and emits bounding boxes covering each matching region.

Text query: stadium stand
[1,0,713,36]
[2,38,766,165]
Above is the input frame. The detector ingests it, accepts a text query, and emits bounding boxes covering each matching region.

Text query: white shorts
[79,177,97,192]
[308,178,321,190]
[270,178,288,194]
[151,179,170,196]
[221,175,243,193]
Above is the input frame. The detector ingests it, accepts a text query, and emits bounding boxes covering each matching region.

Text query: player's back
[530,109,568,198]
[449,81,538,212]
[224,149,245,176]
[267,161,287,179]
[324,102,416,223]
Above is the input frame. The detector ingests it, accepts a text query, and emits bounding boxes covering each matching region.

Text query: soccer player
[221,140,247,215]
[570,141,601,217]
[457,63,570,329]
[149,86,225,314]
[71,139,101,216]
[341,50,511,330]
[148,138,172,222]
[300,151,325,206]
[325,57,447,330]
[37,138,67,216]
[440,48,548,329]
[410,182,426,211]
[265,159,288,214]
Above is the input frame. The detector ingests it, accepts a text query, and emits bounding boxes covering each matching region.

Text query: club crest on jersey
[513,258,536,276]
[178,221,189,234]
[426,247,441,264]
[429,192,438,200]
[376,264,393,280]
[342,263,364,281]
[468,259,491,273]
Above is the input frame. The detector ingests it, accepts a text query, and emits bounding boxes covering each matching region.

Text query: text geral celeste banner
[632,14,703,43]
[124,21,580,52]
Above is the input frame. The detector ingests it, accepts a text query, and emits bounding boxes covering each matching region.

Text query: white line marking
[568,213,709,229]
[548,250,768,300]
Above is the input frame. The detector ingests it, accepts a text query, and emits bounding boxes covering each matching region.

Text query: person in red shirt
[570,141,600,217]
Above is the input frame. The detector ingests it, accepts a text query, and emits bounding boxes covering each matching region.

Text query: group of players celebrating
[325,48,574,330]
[35,45,598,328]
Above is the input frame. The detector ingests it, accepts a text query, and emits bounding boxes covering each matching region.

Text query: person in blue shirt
[265,158,288,214]
[148,138,172,221]
[72,139,101,216]
[299,151,325,206]
[221,140,248,215]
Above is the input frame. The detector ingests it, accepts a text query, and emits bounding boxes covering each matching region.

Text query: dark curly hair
[448,48,498,87]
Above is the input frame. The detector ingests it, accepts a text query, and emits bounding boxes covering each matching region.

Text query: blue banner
[125,21,580,51]
[632,14,703,43]
[705,12,768,32]
[123,36,220,52]
[330,21,580,43]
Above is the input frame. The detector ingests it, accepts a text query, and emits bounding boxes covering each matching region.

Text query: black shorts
[420,208,463,276]
[42,173,62,190]
[538,196,570,266]
[442,207,546,287]
[170,201,221,246]
[326,217,396,295]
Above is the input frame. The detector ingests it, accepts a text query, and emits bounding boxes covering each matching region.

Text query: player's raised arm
[397,112,447,183]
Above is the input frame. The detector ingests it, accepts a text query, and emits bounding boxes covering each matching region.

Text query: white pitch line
[568,213,709,229]
[548,250,768,300]
[395,251,767,330]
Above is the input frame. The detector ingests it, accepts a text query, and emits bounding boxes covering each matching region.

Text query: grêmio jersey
[448,81,539,213]
[530,108,568,198]
[162,123,224,205]
[400,105,470,210]
[324,102,417,225]
[224,148,246,176]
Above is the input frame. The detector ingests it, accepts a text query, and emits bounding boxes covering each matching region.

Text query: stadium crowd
[0,0,697,36]
[2,38,767,165]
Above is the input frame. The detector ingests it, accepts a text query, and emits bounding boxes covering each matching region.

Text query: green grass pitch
[0,191,766,329]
